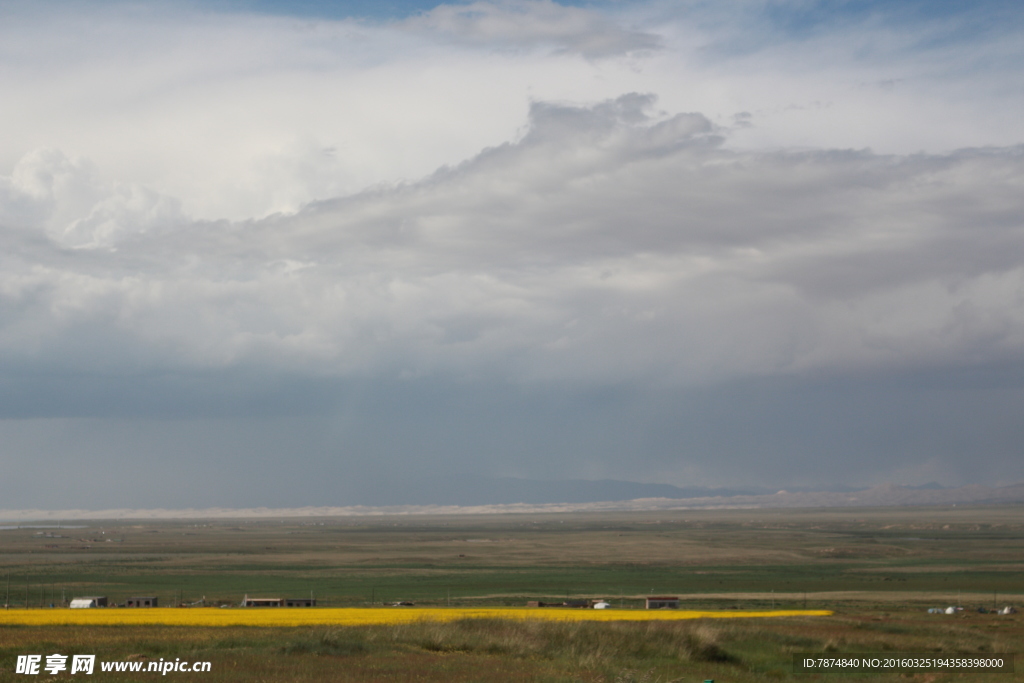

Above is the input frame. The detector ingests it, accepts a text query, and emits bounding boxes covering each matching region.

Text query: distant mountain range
[2,481,1023,521]
[471,478,951,504]
[386,476,770,506]
[263,475,949,508]
[300,475,955,507]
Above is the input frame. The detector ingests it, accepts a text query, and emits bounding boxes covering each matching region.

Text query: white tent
[70,598,98,608]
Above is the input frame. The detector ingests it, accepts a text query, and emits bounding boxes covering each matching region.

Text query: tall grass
[2,609,1019,682]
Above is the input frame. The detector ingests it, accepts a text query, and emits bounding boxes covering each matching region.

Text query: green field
[1,505,1022,680]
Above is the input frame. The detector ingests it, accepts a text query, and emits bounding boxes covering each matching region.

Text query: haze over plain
[1,0,1023,508]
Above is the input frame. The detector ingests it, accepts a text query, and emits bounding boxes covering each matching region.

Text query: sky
[1,0,1023,509]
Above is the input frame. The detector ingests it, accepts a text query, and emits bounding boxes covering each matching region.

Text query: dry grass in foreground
[0,609,1020,682]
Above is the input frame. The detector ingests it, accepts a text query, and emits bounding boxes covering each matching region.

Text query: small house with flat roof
[285,598,316,607]
[645,596,679,609]
[126,596,158,607]
[242,596,283,607]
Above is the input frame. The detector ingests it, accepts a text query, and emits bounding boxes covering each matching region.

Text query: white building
[70,596,107,608]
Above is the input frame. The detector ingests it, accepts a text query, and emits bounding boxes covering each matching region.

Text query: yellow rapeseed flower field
[0,607,830,627]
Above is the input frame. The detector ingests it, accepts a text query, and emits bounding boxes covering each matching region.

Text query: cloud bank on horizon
[1,0,1023,508]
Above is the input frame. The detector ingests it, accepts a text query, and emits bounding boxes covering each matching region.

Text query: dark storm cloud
[2,95,1023,402]
[2,367,1023,509]
[2,0,1023,508]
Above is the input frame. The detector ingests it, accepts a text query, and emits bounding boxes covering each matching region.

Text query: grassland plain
[1,506,1022,681]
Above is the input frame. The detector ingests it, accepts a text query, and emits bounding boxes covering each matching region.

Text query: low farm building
[527,599,610,608]
[645,596,679,609]
[70,597,108,608]
[242,597,284,607]
[285,598,317,607]
[126,597,158,607]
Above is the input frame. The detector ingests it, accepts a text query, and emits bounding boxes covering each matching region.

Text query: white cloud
[61,184,186,248]
[3,148,102,233]
[1,0,1021,225]
[402,0,663,57]
[0,148,185,249]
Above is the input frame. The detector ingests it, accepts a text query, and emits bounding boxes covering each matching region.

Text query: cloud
[2,94,1023,398]
[2,1,1024,504]
[0,148,187,248]
[2,0,1021,226]
[402,0,663,57]
[1,148,101,233]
